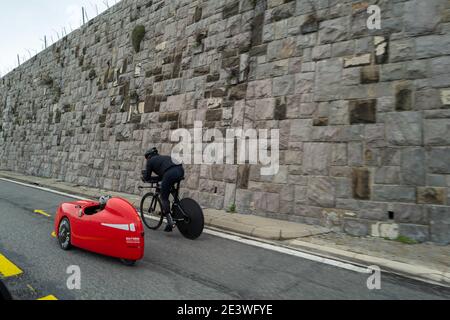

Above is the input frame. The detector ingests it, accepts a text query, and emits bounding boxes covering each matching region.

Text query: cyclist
[142,147,185,232]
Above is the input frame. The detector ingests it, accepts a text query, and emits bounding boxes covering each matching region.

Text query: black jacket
[143,155,181,181]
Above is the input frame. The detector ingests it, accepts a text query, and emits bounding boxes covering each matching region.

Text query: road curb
[289,239,450,287]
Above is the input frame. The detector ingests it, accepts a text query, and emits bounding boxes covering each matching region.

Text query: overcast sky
[0,0,120,77]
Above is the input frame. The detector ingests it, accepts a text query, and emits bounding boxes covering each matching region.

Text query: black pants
[160,166,184,215]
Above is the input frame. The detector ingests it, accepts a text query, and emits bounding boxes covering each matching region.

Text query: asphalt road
[0,179,449,300]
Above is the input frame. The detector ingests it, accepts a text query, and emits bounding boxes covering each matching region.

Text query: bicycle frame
[138,180,189,222]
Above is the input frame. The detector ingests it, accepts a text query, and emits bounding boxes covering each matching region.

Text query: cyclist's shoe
[164,224,174,232]
[164,214,176,232]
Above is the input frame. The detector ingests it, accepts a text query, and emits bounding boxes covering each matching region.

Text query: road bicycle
[138,178,204,240]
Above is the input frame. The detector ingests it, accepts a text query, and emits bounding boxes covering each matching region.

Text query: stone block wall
[1,0,450,244]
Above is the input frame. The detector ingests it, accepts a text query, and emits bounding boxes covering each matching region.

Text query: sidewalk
[0,170,449,287]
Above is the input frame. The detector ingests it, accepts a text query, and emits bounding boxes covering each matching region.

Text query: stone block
[360,65,379,84]
[427,148,450,174]
[344,54,371,68]
[301,14,318,34]
[165,94,187,112]
[375,166,401,185]
[404,0,445,36]
[273,75,295,96]
[285,150,302,165]
[331,143,347,166]
[274,97,287,120]
[372,185,416,203]
[398,224,429,243]
[385,112,423,146]
[352,168,370,200]
[395,87,413,111]
[441,89,450,105]
[312,44,331,60]
[247,79,273,99]
[302,143,330,175]
[254,191,280,213]
[406,60,429,79]
[381,148,401,166]
[332,40,355,57]
[271,4,294,22]
[343,219,369,237]
[365,124,385,148]
[224,183,237,208]
[417,187,447,205]
[427,174,447,187]
[380,63,405,81]
[347,142,363,166]
[251,13,265,46]
[374,37,389,65]
[229,83,248,101]
[294,186,308,204]
[428,206,450,244]
[335,177,352,199]
[289,119,312,141]
[249,99,276,120]
[359,202,388,221]
[329,101,349,125]
[424,119,450,145]
[416,35,450,59]
[237,165,250,189]
[223,1,240,19]
[349,99,377,124]
[307,177,336,208]
[371,222,399,240]
[389,39,415,62]
[314,58,343,101]
[400,147,425,186]
[318,16,350,44]
[393,203,427,225]
[295,72,315,94]
[341,67,360,86]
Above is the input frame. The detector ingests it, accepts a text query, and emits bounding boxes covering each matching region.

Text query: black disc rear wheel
[140,193,164,230]
[173,198,204,240]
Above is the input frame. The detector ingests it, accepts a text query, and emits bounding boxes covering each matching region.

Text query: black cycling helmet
[145,147,159,159]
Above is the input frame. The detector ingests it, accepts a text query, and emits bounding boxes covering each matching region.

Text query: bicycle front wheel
[140,193,164,230]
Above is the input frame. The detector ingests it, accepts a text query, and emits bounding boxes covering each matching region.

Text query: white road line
[203,229,370,274]
[1,177,370,274]
[0,178,86,200]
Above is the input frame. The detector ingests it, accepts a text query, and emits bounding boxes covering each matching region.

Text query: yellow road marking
[51,231,57,238]
[38,295,58,300]
[34,210,51,217]
[0,254,23,277]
